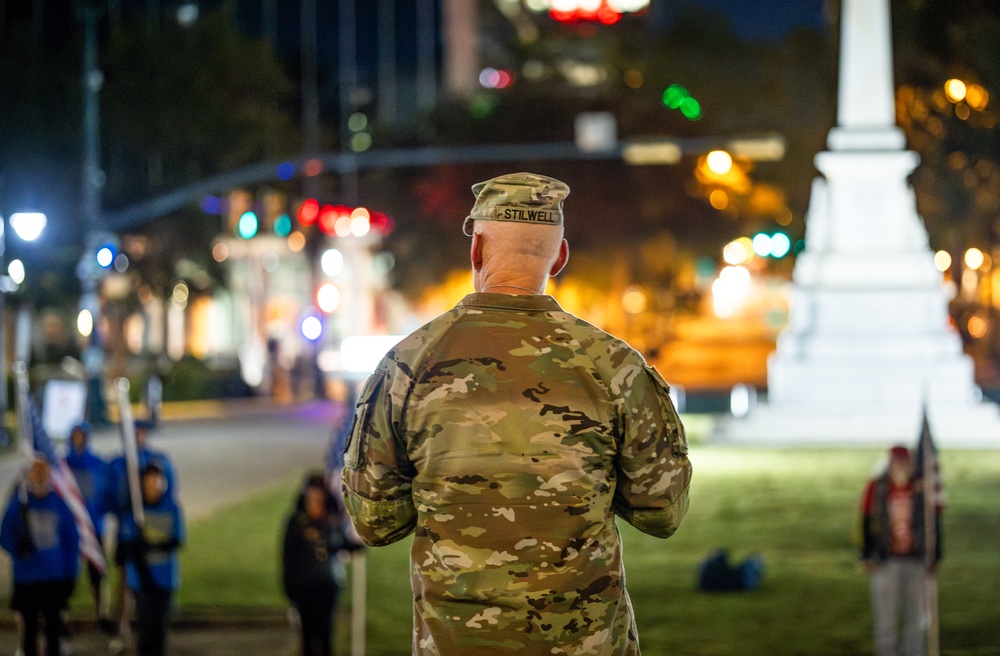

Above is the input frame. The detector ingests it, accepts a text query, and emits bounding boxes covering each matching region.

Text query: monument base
[716,400,1000,447]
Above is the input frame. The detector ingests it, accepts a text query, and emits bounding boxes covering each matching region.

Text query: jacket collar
[459,293,564,313]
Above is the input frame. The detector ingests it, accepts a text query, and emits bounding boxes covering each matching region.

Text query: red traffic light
[318,204,339,235]
[298,198,320,226]
[550,2,622,24]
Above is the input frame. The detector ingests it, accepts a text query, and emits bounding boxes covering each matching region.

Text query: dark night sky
[688,0,829,40]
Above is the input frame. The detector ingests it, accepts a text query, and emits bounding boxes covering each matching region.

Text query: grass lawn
[75,445,1000,655]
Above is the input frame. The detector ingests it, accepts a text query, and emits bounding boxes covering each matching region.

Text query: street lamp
[0,210,46,442]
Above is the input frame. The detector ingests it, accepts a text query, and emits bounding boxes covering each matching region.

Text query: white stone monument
[720,0,999,445]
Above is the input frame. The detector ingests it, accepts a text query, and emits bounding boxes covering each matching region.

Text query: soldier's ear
[471,232,484,271]
[550,239,569,277]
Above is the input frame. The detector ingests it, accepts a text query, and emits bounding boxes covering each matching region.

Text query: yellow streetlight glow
[709,189,729,210]
[621,288,647,314]
[965,247,985,270]
[723,239,750,265]
[933,250,952,272]
[944,79,967,103]
[706,150,733,176]
[965,84,990,111]
[967,315,988,339]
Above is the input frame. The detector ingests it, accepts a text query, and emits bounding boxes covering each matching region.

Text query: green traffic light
[662,84,689,110]
[680,96,702,120]
[237,211,258,239]
[274,213,292,237]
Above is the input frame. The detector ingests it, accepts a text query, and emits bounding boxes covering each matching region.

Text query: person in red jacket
[859,445,941,656]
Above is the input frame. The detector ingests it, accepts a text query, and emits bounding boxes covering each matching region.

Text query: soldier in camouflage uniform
[343,172,692,655]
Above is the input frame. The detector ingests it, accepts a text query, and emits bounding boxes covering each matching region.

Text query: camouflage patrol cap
[462,172,570,237]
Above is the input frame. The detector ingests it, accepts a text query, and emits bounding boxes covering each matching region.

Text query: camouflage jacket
[343,293,692,655]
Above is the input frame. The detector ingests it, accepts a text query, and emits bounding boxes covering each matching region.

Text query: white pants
[871,558,926,656]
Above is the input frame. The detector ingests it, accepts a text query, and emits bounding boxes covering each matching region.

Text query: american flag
[914,409,945,510]
[915,409,943,655]
[27,402,106,574]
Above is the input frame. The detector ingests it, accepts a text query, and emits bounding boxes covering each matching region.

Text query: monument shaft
[724,0,998,444]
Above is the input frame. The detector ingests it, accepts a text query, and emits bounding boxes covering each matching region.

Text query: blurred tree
[102,8,297,207]
[887,0,1000,251]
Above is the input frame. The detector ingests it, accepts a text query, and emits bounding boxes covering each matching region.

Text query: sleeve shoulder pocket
[344,370,386,471]
[643,365,689,457]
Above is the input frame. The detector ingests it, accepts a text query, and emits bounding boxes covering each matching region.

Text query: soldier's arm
[611,361,692,538]
[342,363,417,546]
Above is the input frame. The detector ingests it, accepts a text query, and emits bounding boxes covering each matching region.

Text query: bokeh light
[944,79,967,103]
[287,232,306,253]
[933,250,952,272]
[709,190,729,210]
[212,242,229,263]
[965,84,990,111]
[624,70,643,89]
[712,265,752,318]
[965,247,985,270]
[752,234,772,258]
[317,283,342,313]
[8,260,25,285]
[351,133,372,152]
[237,211,258,239]
[351,207,371,237]
[298,199,320,226]
[77,310,94,338]
[303,158,323,177]
[348,112,368,132]
[335,215,353,237]
[769,233,791,258]
[621,287,647,314]
[723,237,754,265]
[172,282,190,306]
[300,314,323,341]
[321,249,345,277]
[706,150,733,176]
[261,252,280,273]
[967,315,988,339]
[97,246,115,268]
[662,84,687,109]
[273,214,292,237]
[679,96,702,120]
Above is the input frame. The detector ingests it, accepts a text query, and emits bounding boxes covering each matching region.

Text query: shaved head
[471,221,568,294]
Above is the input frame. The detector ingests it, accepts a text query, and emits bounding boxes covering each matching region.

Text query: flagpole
[116,377,144,527]
[351,550,367,656]
[921,411,940,656]
[13,362,33,462]
[13,362,33,506]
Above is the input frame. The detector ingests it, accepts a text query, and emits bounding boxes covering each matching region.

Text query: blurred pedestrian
[120,463,184,656]
[282,474,363,656]
[107,419,177,649]
[860,445,942,656]
[64,421,112,627]
[0,459,79,656]
[342,172,692,655]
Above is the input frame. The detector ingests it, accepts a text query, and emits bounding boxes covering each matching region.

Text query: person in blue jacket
[0,459,80,656]
[64,421,111,624]
[120,462,184,656]
[106,419,176,642]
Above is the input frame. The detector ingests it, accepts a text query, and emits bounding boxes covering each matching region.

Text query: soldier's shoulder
[548,308,647,368]
[379,306,466,373]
